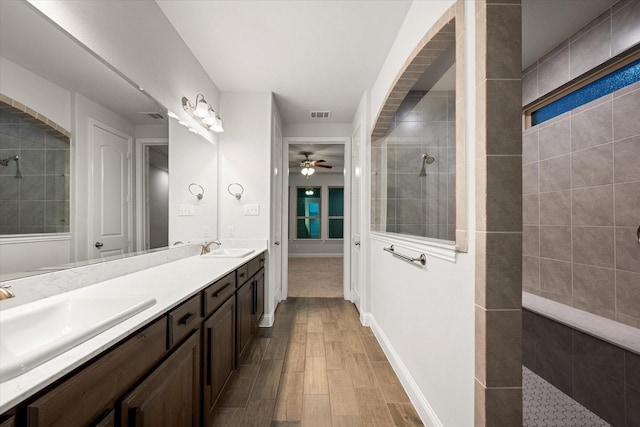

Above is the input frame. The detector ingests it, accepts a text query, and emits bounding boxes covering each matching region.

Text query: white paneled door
[350,124,362,310]
[91,121,132,259]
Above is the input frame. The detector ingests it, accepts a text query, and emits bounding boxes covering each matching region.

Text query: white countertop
[0,249,264,413]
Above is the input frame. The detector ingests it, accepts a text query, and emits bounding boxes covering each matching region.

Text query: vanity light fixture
[182,94,224,133]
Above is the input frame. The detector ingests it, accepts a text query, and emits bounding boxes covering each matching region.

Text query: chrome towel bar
[383,245,426,266]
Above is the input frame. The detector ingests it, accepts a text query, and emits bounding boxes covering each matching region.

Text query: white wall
[0,56,71,130]
[362,1,476,426]
[288,173,344,257]
[283,122,352,138]
[218,92,273,240]
[168,121,218,245]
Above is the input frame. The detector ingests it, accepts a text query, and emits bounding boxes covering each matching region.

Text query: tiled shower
[371,90,456,240]
[0,107,70,235]
[521,1,640,425]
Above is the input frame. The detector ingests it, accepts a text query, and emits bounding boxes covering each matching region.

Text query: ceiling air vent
[140,112,166,120]
[310,111,331,119]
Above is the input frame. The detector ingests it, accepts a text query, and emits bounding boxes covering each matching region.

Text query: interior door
[271,118,283,301]
[92,121,132,258]
[350,124,362,310]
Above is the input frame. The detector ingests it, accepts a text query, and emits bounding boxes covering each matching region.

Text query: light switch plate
[244,204,260,216]
[178,204,194,216]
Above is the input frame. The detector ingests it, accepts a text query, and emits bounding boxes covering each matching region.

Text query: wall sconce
[301,165,315,178]
[182,94,224,133]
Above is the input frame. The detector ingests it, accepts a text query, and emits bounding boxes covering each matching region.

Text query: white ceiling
[158,0,617,126]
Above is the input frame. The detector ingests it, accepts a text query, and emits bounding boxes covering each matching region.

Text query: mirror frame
[370,0,467,252]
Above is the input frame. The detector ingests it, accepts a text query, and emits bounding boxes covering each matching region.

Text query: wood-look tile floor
[210,297,424,427]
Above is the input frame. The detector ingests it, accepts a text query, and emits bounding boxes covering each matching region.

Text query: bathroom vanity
[0,250,266,427]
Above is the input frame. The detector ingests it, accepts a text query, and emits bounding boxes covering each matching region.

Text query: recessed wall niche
[371,2,466,251]
[0,94,71,235]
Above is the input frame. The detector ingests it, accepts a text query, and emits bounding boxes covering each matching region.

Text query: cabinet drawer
[236,264,249,286]
[247,256,261,279]
[167,295,200,349]
[25,319,165,427]
[203,271,236,317]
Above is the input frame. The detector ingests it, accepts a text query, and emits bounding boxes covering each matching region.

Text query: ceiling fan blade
[315,164,333,169]
[312,159,326,163]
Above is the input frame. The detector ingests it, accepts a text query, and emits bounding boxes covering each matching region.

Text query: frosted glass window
[532,58,640,126]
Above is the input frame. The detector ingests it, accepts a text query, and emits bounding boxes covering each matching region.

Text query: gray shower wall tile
[569,18,611,80]
[615,226,640,273]
[45,134,70,149]
[614,181,640,226]
[523,226,539,256]
[19,175,46,201]
[20,149,46,175]
[539,155,571,191]
[0,200,19,226]
[522,255,540,293]
[539,226,571,262]
[19,200,45,227]
[571,185,614,226]
[613,86,640,141]
[523,194,539,225]
[20,123,46,149]
[0,124,21,149]
[522,68,538,106]
[0,176,19,200]
[45,150,70,175]
[571,101,613,152]
[614,135,640,183]
[571,143,613,188]
[573,226,615,268]
[538,118,570,160]
[537,46,570,98]
[616,270,640,320]
[522,128,538,164]
[539,258,572,298]
[573,364,625,427]
[539,190,571,226]
[394,174,422,199]
[572,264,616,319]
[611,0,640,56]
[46,175,69,201]
[45,201,69,228]
[422,122,449,148]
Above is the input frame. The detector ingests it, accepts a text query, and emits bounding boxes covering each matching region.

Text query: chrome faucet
[201,240,222,255]
[0,285,15,300]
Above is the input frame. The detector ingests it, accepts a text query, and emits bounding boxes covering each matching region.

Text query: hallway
[210,298,423,426]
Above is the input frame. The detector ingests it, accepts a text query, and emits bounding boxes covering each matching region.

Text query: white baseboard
[367,314,443,427]
[260,312,275,327]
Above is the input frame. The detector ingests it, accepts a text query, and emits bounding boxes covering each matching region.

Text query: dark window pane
[297,218,320,239]
[328,187,344,216]
[328,218,343,239]
[296,187,321,217]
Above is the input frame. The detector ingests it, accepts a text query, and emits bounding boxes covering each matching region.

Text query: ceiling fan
[295,152,332,177]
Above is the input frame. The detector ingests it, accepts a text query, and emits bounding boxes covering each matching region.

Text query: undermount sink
[0,293,156,381]
[201,248,255,258]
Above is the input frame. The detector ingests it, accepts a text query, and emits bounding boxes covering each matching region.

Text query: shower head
[0,155,18,167]
[419,153,435,177]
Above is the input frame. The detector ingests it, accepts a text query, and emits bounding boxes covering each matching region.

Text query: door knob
[275,241,280,246]
[95,241,104,249]
[354,241,360,246]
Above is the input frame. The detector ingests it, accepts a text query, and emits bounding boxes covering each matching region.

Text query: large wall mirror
[0,0,170,279]
[371,2,467,252]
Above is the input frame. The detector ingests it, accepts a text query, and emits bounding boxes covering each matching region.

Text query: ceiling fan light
[301,166,314,176]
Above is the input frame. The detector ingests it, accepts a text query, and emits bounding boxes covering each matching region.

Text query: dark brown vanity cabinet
[3,252,266,427]
[119,331,200,427]
[202,296,235,425]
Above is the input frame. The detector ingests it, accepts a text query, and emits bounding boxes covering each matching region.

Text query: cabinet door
[120,331,200,427]
[253,271,264,332]
[93,410,115,427]
[203,296,235,425]
[236,281,253,361]
[0,415,15,427]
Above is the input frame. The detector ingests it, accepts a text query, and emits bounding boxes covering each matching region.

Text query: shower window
[369,5,466,249]
[0,96,71,235]
[296,187,321,239]
[328,186,344,239]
